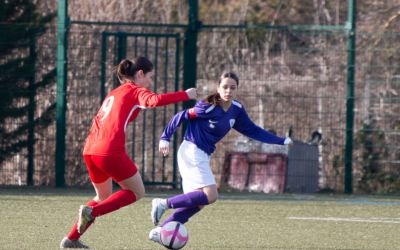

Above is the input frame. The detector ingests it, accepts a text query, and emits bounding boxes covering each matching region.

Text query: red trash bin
[225,152,287,193]
[226,153,249,191]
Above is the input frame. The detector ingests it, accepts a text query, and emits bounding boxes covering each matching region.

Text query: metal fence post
[100,32,107,102]
[183,0,199,104]
[27,38,36,186]
[344,0,357,194]
[55,0,68,187]
[177,0,200,187]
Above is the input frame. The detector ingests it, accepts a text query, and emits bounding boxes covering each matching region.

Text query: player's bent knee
[133,188,145,200]
[202,187,218,204]
[205,192,218,204]
[207,195,218,204]
[128,183,145,200]
[118,172,145,200]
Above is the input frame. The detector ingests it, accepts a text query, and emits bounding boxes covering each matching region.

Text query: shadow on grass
[1,186,400,204]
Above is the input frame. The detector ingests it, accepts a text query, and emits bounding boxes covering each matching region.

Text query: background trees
[1,0,398,192]
[0,0,55,173]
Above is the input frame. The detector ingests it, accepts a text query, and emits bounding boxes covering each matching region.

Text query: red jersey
[83,82,189,156]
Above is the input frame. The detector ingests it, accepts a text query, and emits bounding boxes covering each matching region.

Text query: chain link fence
[1,2,399,194]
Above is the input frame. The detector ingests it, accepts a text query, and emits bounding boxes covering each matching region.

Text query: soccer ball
[160,221,189,249]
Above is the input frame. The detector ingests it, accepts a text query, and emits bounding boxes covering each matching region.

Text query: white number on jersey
[99,96,114,122]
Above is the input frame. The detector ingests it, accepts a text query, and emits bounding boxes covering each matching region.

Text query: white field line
[287,217,400,224]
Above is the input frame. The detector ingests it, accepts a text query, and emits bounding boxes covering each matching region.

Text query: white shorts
[177,140,216,193]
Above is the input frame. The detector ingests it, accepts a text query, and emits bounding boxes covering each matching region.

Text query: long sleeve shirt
[83,82,189,156]
[160,99,286,155]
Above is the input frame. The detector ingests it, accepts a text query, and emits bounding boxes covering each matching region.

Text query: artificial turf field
[1,187,399,250]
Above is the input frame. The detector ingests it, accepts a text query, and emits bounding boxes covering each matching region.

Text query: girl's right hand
[159,140,170,157]
[185,88,197,99]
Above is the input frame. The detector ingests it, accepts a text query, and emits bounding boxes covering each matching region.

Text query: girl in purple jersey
[148,72,293,244]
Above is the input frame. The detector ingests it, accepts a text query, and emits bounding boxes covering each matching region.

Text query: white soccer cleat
[148,226,162,244]
[77,205,94,234]
[151,198,168,225]
[60,236,89,249]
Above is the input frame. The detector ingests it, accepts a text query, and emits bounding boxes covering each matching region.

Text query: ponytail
[115,57,153,83]
[204,92,222,105]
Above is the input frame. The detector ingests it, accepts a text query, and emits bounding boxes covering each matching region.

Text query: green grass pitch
[1,187,400,249]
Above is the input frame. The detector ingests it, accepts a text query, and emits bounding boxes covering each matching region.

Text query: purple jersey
[160,100,286,155]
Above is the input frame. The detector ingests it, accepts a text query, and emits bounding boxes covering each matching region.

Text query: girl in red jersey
[60,57,197,249]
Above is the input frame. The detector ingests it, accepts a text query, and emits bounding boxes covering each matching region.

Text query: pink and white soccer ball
[160,221,189,249]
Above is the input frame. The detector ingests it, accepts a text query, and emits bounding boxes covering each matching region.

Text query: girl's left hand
[284,137,293,148]
[159,140,170,157]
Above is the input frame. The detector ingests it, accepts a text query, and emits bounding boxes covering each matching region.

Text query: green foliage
[355,120,397,193]
[0,0,56,164]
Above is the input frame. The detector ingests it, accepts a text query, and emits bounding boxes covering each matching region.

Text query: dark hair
[116,57,153,83]
[205,72,239,105]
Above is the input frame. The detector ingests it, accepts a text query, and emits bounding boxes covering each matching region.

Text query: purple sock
[161,207,201,226]
[167,191,209,209]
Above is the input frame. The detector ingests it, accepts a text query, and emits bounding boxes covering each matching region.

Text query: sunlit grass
[0,187,400,249]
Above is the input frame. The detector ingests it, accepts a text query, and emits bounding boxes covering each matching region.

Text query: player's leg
[77,177,115,233]
[151,141,217,225]
[150,141,216,245]
[148,206,201,244]
[63,197,103,247]
[201,184,218,204]
[66,200,98,241]
[172,140,218,207]
[92,177,114,202]
[79,154,142,227]
[61,155,111,248]
[160,184,218,225]
[152,140,216,225]
[167,184,217,207]
[60,236,89,249]
[88,172,143,218]
[151,189,208,220]
[151,184,216,219]
[149,185,217,244]
[75,155,114,233]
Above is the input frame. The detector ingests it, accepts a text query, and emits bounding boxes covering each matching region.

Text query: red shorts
[83,154,138,183]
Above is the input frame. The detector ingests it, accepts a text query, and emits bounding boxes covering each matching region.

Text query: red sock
[67,200,98,240]
[91,190,136,217]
